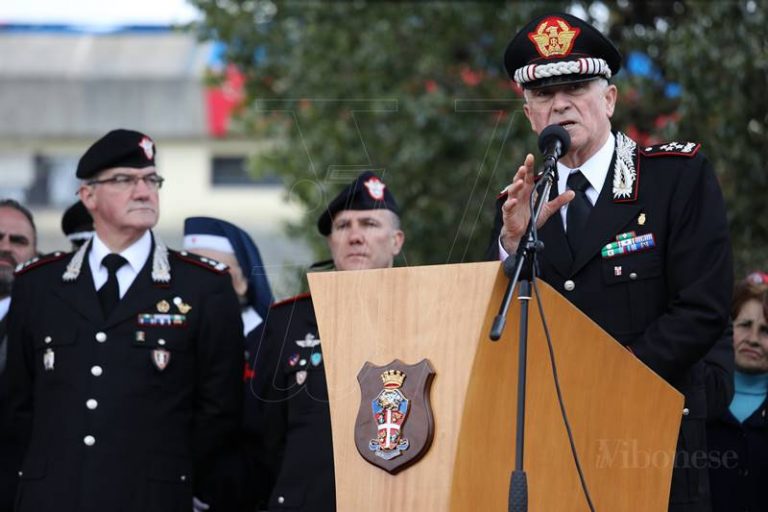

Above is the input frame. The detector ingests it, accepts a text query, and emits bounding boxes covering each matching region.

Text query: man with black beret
[7,129,246,512]
[253,171,404,511]
[488,13,732,511]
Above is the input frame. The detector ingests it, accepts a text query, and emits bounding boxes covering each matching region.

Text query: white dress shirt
[241,305,263,337]
[498,133,616,260]
[0,296,9,322]
[88,231,152,298]
[556,133,615,229]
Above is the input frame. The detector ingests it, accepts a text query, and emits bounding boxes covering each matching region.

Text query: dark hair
[0,198,37,241]
[731,276,768,320]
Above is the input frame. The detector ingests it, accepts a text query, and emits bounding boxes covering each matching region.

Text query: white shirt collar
[90,231,152,274]
[0,296,10,321]
[88,231,152,296]
[241,306,263,337]
[557,133,616,201]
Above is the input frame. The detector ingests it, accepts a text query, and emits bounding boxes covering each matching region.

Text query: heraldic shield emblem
[354,359,435,474]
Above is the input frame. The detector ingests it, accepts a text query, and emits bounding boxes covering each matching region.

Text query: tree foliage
[190,0,767,278]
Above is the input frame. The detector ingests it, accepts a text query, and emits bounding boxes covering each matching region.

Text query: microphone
[537,124,571,165]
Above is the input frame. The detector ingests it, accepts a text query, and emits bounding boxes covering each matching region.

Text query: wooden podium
[308,262,683,511]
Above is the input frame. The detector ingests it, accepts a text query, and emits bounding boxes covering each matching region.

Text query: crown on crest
[380,369,406,389]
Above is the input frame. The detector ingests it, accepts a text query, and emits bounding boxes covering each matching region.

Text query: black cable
[531,277,596,512]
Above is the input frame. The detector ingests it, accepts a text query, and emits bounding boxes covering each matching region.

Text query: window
[0,153,79,207]
[211,156,281,186]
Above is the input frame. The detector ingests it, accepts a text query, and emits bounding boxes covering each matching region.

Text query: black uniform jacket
[0,314,23,512]
[707,398,768,512]
[253,293,336,512]
[488,133,733,508]
[7,237,245,512]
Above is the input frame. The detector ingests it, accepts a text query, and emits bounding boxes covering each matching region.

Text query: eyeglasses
[87,174,165,190]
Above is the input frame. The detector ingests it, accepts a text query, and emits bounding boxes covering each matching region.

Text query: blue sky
[0,0,200,26]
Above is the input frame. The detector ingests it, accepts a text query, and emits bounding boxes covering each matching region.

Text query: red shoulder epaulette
[14,251,69,276]
[271,292,311,309]
[171,250,229,274]
[640,141,701,158]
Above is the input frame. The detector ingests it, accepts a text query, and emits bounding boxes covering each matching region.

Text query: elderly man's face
[0,206,37,296]
[80,167,160,238]
[327,209,404,271]
[523,78,617,167]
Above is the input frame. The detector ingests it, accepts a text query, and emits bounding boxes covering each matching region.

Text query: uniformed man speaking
[7,129,245,512]
[489,13,732,511]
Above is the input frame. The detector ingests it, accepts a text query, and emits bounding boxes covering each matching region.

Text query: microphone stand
[489,160,559,512]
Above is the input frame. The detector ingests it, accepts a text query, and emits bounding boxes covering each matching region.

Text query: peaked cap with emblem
[317,171,400,236]
[76,129,156,179]
[504,12,622,89]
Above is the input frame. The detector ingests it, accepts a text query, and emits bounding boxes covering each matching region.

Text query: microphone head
[538,124,571,157]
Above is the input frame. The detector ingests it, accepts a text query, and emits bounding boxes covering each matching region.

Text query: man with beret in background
[254,171,405,511]
[488,13,732,511]
[0,199,38,512]
[61,200,94,250]
[7,129,245,512]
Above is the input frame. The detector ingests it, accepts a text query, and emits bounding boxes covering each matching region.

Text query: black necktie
[99,254,127,317]
[566,170,592,254]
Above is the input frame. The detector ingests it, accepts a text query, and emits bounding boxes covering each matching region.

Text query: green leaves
[191,0,767,276]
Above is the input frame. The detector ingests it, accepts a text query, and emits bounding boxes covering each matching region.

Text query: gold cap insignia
[529,17,581,58]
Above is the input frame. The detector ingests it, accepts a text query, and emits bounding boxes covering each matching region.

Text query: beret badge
[364,177,386,200]
[139,137,155,160]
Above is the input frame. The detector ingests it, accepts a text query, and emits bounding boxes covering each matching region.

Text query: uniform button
[629,272,638,280]
[682,408,690,416]
[18,471,22,477]
[564,280,575,291]
[157,338,166,346]
[277,496,285,504]
[180,475,187,482]
[91,366,103,377]
[95,332,107,343]
[83,435,96,446]
[86,399,98,410]
[44,336,52,344]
